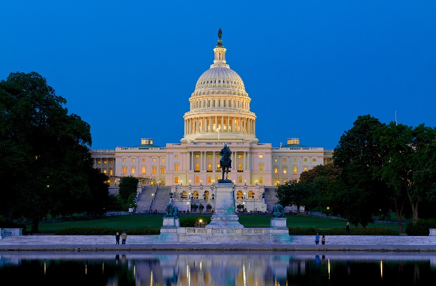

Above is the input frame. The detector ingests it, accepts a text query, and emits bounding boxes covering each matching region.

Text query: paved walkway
[1,235,435,252]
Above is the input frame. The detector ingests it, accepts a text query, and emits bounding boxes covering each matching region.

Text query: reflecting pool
[1,252,436,285]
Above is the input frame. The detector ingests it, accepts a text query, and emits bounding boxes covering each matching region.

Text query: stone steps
[150,186,171,213]
[136,186,157,213]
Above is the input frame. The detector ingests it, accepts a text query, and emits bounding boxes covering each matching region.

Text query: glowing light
[328,259,331,280]
[380,260,383,278]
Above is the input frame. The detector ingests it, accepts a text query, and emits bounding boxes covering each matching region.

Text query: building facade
[91,32,333,211]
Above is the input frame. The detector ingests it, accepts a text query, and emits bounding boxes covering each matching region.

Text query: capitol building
[91,31,333,212]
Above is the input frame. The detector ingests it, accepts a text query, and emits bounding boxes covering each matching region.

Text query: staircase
[264,186,279,211]
[150,186,172,213]
[135,186,157,213]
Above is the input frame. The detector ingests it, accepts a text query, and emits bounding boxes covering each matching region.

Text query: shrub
[288,227,398,235]
[180,217,211,227]
[55,227,159,235]
[406,219,436,236]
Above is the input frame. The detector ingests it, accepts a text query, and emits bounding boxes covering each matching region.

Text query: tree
[378,123,436,225]
[118,177,139,204]
[0,72,108,232]
[333,115,391,228]
[277,181,312,215]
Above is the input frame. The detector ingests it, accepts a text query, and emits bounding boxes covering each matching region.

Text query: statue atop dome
[217,28,223,47]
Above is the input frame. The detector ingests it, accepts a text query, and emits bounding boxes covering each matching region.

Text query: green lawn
[32,214,403,233]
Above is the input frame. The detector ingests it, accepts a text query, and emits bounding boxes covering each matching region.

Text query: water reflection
[1,252,436,285]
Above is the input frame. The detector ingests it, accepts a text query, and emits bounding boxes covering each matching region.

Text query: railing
[90,149,115,153]
[273,147,324,151]
[116,147,166,151]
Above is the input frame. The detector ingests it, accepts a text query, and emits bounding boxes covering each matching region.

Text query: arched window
[195,176,199,183]
[283,167,287,175]
[122,166,127,175]
[131,166,136,175]
[141,165,146,174]
[238,163,242,171]
[174,177,178,184]
[103,169,107,174]
[203,191,209,200]
[152,167,156,174]
[237,191,243,199]
[274,167,278,174]
[259,163,264,171]
[174,163,179,171]
[181,191,187,199]
[161,167,165,174]
[259,177,263,184]
[293,165,297,174]
[193,191,199,199]
[208,163,212,171]
[208,176,211,183]
[109,168,113,176]
[238,176,242,183]
[195,163,200,171]
[248,191,254,199]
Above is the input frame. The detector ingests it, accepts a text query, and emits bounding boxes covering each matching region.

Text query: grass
[31,214,403,233]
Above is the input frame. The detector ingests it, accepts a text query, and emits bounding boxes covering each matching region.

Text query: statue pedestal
[206,183,243,229]
[162,217,180,228]
[159,217,180,242]
[270,217,287,229]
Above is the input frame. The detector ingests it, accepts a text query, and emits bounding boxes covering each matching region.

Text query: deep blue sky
[1,1,435,150]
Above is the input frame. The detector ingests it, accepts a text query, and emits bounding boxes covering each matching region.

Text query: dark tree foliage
[277,181,312,215]
[332,115,391,228]
[118,176,139,204]
[0,72,109,231]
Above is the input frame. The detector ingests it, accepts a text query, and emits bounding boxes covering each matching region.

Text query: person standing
[321,235,326,245]
[315,233,320,245]
[346,222,350,235]
[115,232,120,244]
[121,231,127,244]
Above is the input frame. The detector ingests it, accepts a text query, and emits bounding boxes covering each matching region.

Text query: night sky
[1,1,435,150]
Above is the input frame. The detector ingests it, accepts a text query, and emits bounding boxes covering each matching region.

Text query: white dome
[195,67,246,93]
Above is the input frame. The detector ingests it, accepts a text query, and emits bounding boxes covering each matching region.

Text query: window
[122,166,127,175]
[274,167,278,174]
[313,158,316,162]
[153,158,156,162]
[195,176,199,183]
[161,158,164,162]
[259,154,263,158]
[109,169,113,176]
[304,167,308,172]
[208,163,212,171]
[103,169,107,174]
[109,159,113,164]
[174,154,178,158]
[293,158,297,162]
[174,177,178,184]
[97,159,101,164]
[193,191,199,199]
[131,166,136,174]
[259,177,263,184]
[238,154,242,159]
[141,165,146,174]
[103,159,107,164]
[132,158,136,162]
[152,167,156,174]
[274,158,278,162]
[208,154,212,158]
[248,191,254,199]
[304,158,307,162]
[283,167,287,174]
[142,158,145,162]
[283,158,287,162]
[208,176,211,183]
[174,163,179,171]
[293,165,297,174]
[217,163,221,170]
[161,167,165,174]
[195,155,200,158]
[203,191,209,200]
[259,163,263,171]
[237,191,243,199]
[123,158,126,162]
[195,163,200,171]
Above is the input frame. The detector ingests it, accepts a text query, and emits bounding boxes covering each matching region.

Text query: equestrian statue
[219,144,232,183]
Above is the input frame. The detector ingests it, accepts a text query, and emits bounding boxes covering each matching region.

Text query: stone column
[213,151,216,172]
[200,152,203,170]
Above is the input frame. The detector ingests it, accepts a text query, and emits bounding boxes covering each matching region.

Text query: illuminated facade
[91,32,333,209]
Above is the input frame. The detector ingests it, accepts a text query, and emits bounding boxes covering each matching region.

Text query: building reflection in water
[1,253,436,285]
